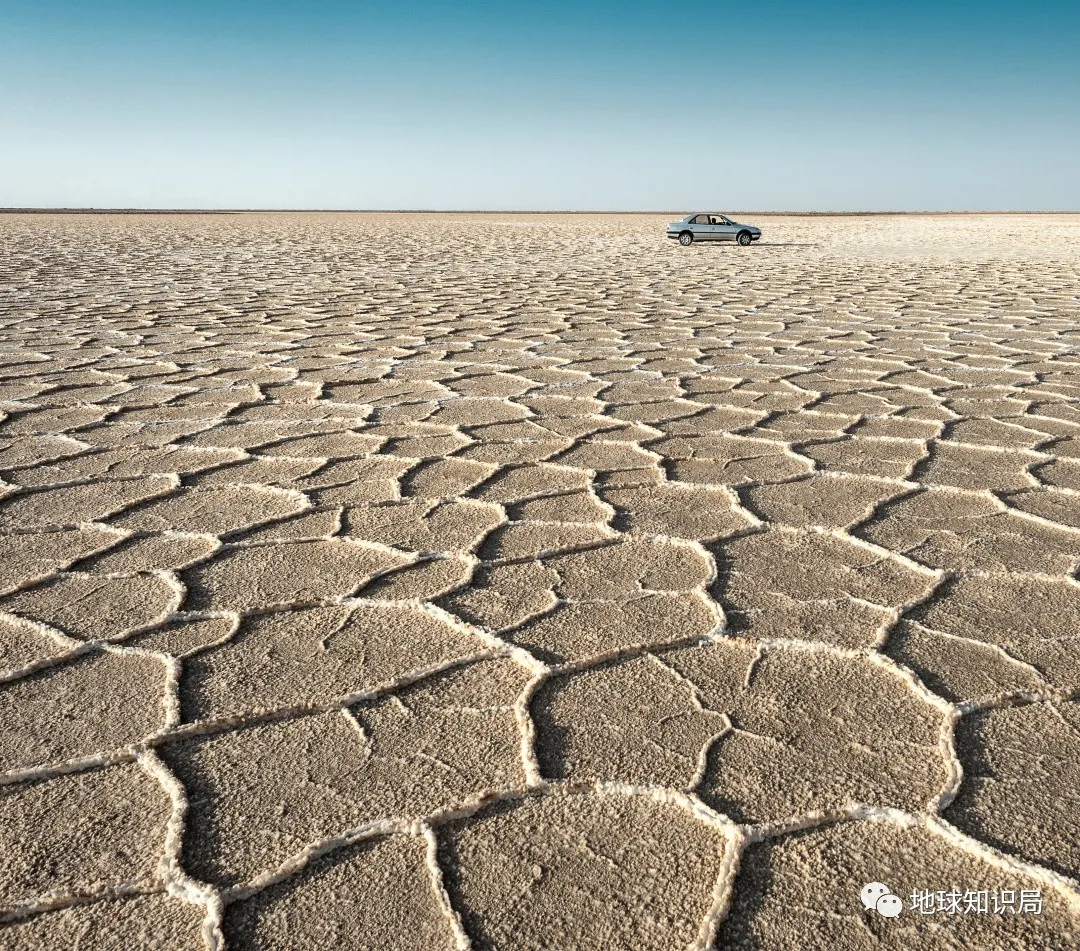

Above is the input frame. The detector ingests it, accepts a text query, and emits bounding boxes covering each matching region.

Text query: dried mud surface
[1,212,1079,949]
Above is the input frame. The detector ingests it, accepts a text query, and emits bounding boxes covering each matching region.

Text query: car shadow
[678,241,822,249]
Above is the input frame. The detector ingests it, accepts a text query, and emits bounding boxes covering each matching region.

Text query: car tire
[737,231,752,246]
[678,231,693,246]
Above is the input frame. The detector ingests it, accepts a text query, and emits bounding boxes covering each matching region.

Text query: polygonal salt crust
[947,700,1080,881]
[857,486,1080,573]
[168,659,527,886]
[0,650,167,772]
[0,476,177,530]
[713,529,935,649]
[0,763,169,911]
[0,893,205,950]
[717,819,1080,949]
[223,835,458,950]
[110,484,306,536]
[2,572,180,642]
[0,525,124,594]
[182,539,408,612]
[439,788,727,951]
[181,602,487,720]
[905,575,1080,693]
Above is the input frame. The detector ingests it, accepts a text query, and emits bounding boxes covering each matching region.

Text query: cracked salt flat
[1,212,1080,949]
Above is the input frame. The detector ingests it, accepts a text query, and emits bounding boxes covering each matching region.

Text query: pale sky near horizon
[2,0,1078,210]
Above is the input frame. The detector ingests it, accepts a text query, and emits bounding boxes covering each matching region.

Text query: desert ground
[1,211,1079,950]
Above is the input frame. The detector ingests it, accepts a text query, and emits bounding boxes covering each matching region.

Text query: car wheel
[737,231,752,246]
[678,231,693,246]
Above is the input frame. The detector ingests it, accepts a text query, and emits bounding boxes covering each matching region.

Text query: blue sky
[2,0,1078,209]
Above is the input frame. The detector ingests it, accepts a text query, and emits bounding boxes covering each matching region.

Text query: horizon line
[2,208,1078,216]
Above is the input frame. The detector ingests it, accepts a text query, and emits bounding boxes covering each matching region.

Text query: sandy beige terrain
[1,211,1079,949]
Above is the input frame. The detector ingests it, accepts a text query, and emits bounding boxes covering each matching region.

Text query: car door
[689,214,715,241]
[712,215,737,241]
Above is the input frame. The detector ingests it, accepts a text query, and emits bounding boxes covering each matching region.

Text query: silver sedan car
[667,213,761,246]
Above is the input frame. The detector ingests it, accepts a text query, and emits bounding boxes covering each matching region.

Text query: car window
[691,215,710,224]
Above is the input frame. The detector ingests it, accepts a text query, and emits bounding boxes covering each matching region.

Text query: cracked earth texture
[1,212,1079,950]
